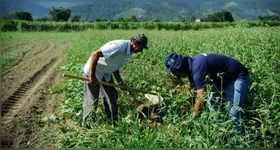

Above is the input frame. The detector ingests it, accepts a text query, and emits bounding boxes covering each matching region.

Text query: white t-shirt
[84,40,132,81]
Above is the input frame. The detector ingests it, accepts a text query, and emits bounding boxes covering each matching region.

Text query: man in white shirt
[83,34,148,125]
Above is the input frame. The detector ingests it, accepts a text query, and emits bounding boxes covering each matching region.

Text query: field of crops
[53,27,279,148]
[1,26,279,148]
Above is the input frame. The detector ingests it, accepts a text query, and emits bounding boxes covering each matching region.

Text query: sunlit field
[1,27,279,148]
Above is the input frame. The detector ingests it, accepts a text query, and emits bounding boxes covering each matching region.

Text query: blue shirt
[189,53,248,90]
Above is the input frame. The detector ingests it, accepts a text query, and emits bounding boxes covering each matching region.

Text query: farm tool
[62,73,162,105]
[63,73,164,127]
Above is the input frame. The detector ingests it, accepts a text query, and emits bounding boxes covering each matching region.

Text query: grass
[0,32,81,71]
[1,26,279,148]
[0,52,23,70]
[56,27,279,148]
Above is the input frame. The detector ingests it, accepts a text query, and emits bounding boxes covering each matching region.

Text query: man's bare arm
[194,88,205,112]
[113,70,122,84]
[113,70,128,91]
[89,50,103,85]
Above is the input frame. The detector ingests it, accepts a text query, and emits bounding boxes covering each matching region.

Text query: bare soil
[1,40,71,148]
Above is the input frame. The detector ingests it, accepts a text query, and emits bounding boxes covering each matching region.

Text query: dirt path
[1,41,71,148]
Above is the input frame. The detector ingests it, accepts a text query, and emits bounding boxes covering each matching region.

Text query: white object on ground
[144,92,162,105]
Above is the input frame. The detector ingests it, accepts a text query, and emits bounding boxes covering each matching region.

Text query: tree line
[258,15,280,21]
[1,6,82,22]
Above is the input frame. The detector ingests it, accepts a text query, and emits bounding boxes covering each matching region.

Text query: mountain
[0,1,88,18]
[0,1,49,18]
[113,8,147,20]
[69,0,280,21]
[36,2,88,9]
[0,0,279,21]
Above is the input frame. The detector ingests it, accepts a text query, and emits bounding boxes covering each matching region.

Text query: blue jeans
[208,74,250,134]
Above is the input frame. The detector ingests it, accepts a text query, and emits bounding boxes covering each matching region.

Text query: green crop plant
[57,27,280,148]
[1,26,278,148]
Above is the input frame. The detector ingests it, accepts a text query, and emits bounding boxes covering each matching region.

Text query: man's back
[191,53,248,89]
[84,40,132,81]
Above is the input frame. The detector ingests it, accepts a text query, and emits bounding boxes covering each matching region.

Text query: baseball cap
[132,34,148,49]
[165,52,184,75]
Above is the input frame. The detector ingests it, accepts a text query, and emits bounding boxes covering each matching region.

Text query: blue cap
[165,53,184,75]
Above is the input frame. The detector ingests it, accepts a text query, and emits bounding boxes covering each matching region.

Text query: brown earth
[0,40,71,148]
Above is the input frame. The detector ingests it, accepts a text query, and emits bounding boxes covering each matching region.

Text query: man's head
[165,52,190,78]
[131,34,148,53]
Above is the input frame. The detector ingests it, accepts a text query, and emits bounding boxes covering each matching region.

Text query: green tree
[179,18,186,22]
[205,10,234,22]
[258,15,280,21]
[9,11,33,21]
[49,6,71,22]
[95,18,107,22]
[71,15,82,22]
[125,15,138,22]
[1,15,12,20]
[118,18,124,22]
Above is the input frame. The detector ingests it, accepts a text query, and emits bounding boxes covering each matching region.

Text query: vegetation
[0,52,24,70]
[49,6,71,22]
[1,11,33,21]
[125,15,138,22]
[258,15,280,21]
[204,10,234,22]
[96,15,138,22]
[52,27,279,148]
[1,1,279,21]
[1,26,279,148]
[67,1,280,21]
[0,32,79,71]
[35,16,51,22]
[71,15,82,22]
[0,1,279,148]
[1,20,280,32]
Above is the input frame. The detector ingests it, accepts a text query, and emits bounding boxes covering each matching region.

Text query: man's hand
[113,70,127,91]
[194,88,205,112]
[89,75,98,85]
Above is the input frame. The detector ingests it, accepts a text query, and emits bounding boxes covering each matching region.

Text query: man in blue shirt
[165,52,250,134]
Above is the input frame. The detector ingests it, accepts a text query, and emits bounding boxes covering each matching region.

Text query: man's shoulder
[101,40,128,51]
[108,40,129,45]
[193,54,208,65]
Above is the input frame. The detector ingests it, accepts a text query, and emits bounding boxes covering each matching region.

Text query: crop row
[1,20,280,32]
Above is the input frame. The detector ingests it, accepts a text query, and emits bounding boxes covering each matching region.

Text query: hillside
[0,1,48,18]
[68,1,280,21]
[113,8,147,20]
[0,0,279,21]
[36,2,87,9]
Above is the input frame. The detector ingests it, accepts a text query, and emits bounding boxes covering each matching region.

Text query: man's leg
[83,79,100,124]
[100,78,118,122]
[224,74,250,134]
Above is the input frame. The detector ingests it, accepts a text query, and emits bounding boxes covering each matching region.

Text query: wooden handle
[63,74,158,95]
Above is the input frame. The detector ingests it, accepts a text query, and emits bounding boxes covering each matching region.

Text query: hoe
[63,73,164,126]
